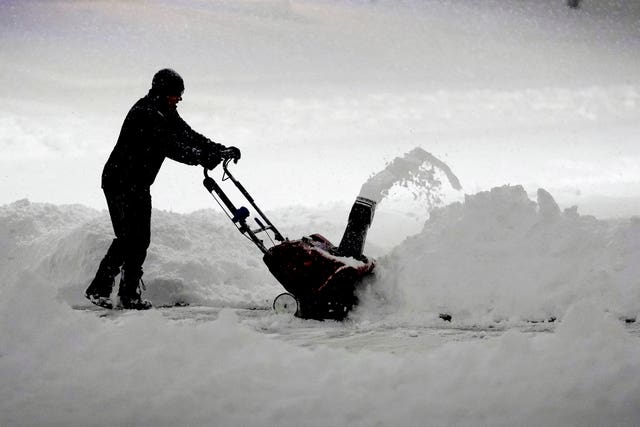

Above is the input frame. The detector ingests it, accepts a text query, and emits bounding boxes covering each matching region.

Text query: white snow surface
[2,185,640,426]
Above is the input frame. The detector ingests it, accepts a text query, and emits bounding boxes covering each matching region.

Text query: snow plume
[365,185,640,324]
[359,147,462,210]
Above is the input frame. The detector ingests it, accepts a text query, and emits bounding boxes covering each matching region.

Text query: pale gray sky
[1,0,639,216]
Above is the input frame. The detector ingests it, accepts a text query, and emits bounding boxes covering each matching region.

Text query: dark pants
[88,186,151,297]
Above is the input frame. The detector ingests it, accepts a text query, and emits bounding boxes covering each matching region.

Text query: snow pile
[0,199,101,286]
[0,199,282,308]
[2,180,638,324]
[369,185,640,324]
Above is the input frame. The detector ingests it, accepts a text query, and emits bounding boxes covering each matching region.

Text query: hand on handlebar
[221,146,241,164]
[202,152,222,170]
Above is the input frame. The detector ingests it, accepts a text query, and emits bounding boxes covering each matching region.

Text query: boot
[85,274,115,309]
[86,246,123,309]
[85,293,114,309]
[118,270,152,310]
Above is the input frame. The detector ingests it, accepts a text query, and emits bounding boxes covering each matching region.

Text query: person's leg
[85,188,128,308]
[117,189,152,309]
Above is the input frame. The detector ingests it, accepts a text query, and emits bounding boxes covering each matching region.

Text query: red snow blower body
[203,161,375,320]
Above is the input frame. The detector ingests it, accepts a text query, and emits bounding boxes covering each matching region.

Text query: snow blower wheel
[273,293,298,315]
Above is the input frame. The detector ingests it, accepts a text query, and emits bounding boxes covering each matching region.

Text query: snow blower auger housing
[203,161,376,320]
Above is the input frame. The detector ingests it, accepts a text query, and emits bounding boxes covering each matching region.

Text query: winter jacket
[102,93,224,190]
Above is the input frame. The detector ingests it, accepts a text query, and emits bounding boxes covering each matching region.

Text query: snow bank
[368,185,640,324]
[2,180,638,322]
[0,199,284,309]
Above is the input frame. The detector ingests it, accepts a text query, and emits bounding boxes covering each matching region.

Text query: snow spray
[338,147,461,258]
[359,147,461,205]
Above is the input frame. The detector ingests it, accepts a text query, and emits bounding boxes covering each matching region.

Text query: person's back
[102,95,169,191]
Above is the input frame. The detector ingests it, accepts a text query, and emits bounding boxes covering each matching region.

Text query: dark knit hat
[151,68,184,96]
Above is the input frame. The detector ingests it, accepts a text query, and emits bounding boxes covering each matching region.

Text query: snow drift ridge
[1,184,639,323]
[371,185,640,323]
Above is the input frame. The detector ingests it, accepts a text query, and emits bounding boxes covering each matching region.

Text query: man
[85,68,240,310]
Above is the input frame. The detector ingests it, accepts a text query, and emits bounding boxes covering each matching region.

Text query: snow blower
[203,160,376,320]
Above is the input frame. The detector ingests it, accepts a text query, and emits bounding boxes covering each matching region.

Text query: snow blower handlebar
[203,159,285,254]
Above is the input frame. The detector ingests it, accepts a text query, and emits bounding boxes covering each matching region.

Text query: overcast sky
[1,0,639,216]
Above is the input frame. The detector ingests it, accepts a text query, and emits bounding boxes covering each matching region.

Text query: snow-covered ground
[2,186,640,426]
[2,0,640,426]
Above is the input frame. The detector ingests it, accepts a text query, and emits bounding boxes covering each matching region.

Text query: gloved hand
[202,150,222,170]
[220,146,241,164]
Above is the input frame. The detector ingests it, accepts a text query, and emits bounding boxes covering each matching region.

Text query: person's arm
[164,113,225,167]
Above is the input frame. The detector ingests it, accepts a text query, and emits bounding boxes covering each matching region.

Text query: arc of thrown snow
[359,147,462,203]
